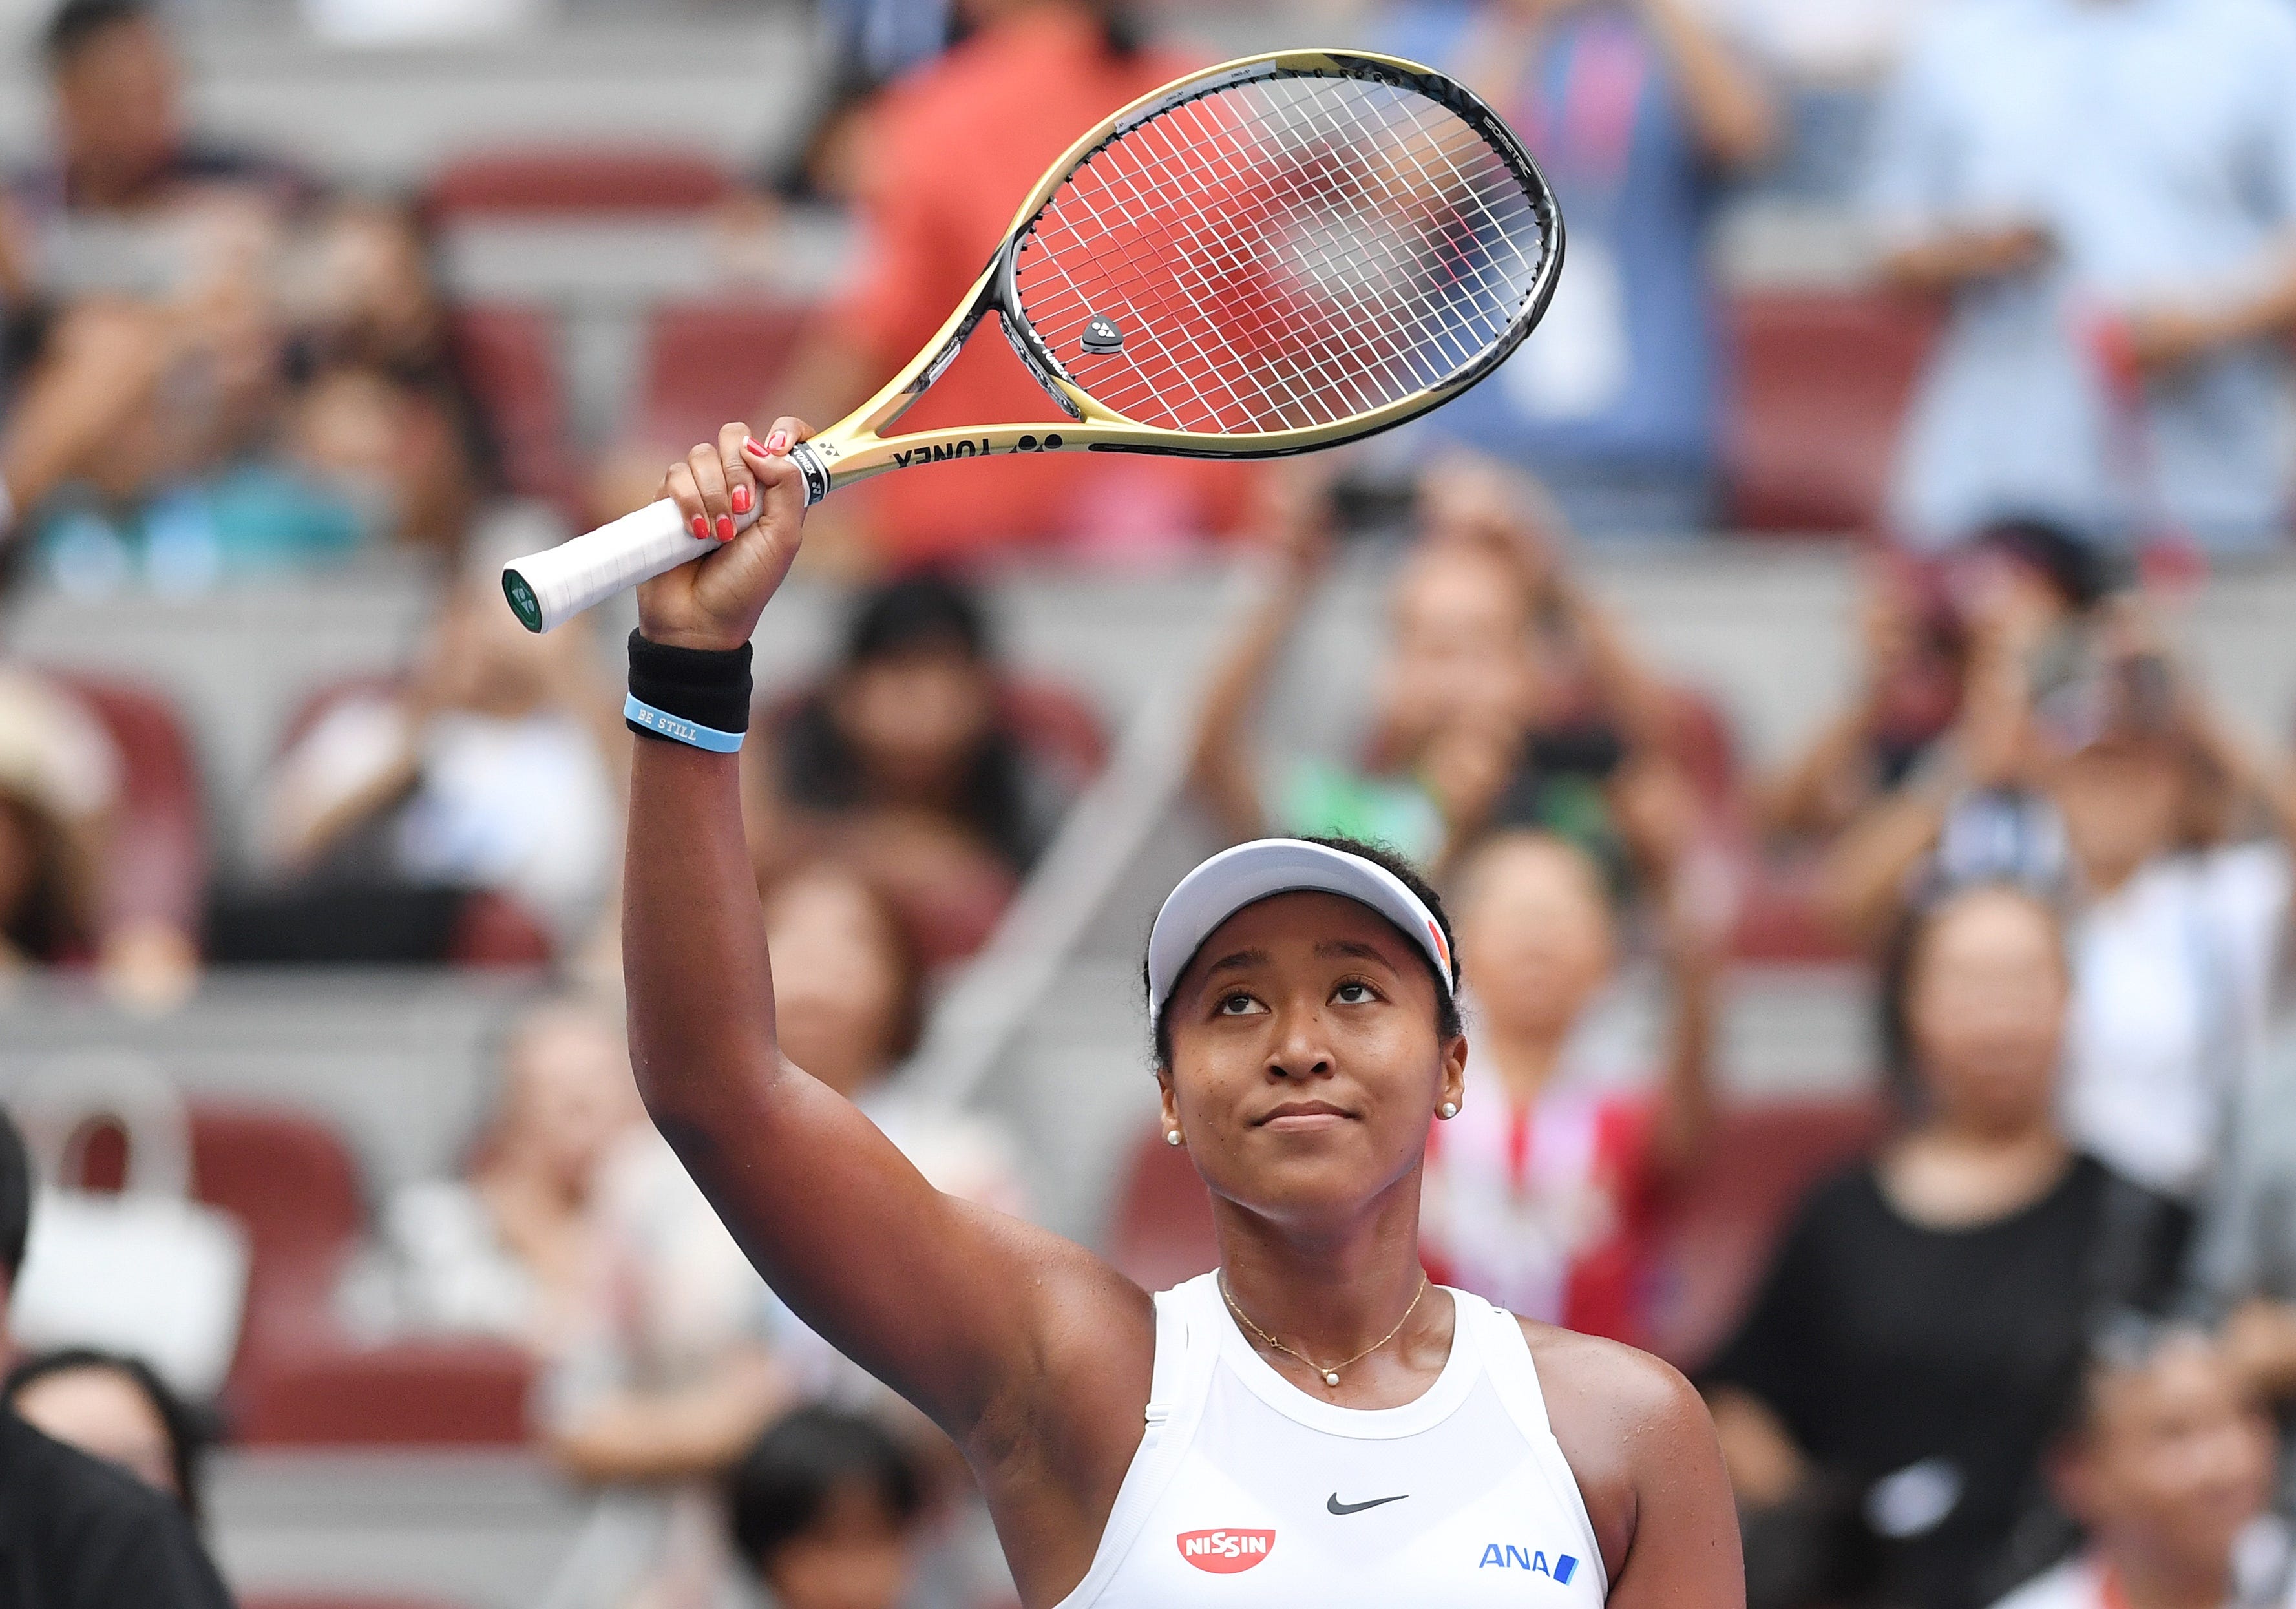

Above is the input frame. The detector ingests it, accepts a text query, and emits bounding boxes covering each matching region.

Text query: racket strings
[1013,70,1551,437]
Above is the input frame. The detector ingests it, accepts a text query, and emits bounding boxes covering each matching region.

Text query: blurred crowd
[3,0,2296,1608]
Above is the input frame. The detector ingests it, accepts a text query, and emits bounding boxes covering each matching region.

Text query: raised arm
[621,422,1152,1455]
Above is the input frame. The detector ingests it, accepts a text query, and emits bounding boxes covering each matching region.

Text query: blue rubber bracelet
[625,693,744,753]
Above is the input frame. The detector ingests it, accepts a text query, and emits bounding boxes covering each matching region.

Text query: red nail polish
[732,484,752,515]
[716,514,735,542]
[765,431,790,454]
[690,515,709,540]
[741,436,768,459]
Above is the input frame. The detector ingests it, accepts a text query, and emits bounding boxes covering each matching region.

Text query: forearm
[1639,0,1776,170]
[1188,569,1307,841]
[1814,782,1948,941]
[1652,951,1719,1177]
[551,1349,792,1486]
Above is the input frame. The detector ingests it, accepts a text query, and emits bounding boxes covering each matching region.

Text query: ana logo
[1478,1545,1579,1583]
[1176,1529,1276,1573]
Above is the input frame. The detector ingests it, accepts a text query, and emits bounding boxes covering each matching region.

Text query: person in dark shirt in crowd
[727,1406,929,1609]
[1703,883,2189,1609]
[0,1108,235,1606]
[4,1349,208,1526]
[746,574,1080,965]
[1985,1323,2282,1609]
[19,0,305,223]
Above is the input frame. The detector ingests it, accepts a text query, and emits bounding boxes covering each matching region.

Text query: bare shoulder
[1511,1316,1737,1603]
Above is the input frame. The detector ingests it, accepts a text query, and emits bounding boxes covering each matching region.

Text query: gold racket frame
[783,48,1564,506]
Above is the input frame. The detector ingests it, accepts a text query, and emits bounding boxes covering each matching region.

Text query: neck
[1478,1024,1572,1107]
[2107,1548,2235,1609]
[1212,1172,1430,1362]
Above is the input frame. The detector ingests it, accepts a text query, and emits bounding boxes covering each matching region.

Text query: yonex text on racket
[501,48,1564,633]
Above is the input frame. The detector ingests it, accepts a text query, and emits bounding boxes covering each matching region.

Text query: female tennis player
[620,423,1743,1609]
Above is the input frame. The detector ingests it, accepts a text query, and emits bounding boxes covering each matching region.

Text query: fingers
[716,421,759,529]
[686,441,733,542]
[737,415,816,506]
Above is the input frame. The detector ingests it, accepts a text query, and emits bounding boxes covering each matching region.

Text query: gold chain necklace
[1218,1271,1429,1388]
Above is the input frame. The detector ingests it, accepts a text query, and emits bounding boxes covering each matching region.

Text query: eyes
[1212,979,1381,1018]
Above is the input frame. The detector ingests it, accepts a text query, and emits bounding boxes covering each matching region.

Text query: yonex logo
[1477,1545,1579,1583]
[1176,1529,1275,1573]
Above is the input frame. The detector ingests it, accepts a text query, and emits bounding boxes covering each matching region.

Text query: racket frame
[783,48,1564,505]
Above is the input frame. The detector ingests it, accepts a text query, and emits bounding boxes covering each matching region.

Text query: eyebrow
[1316,938,1397,969]
[1199,948,1272,981]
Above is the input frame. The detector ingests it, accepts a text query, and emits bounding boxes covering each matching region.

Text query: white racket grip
[502,498,749,634]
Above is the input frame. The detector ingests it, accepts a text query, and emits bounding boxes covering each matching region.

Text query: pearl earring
[1437,1102,1459,1120]
[1165,1129,1184,1146]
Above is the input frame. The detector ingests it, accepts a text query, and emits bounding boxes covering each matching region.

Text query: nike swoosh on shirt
[1327,1493,1408,1516]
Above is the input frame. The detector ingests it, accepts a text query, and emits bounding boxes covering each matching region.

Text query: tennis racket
[501,48,1563,633]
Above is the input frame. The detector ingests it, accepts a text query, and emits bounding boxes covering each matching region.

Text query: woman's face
[2052,740,2185,894]
[1906,889,2068,1135]
[1455,834,1615,1042]
[14,1365,177,1500]
[830,647,996,804]
[1160,893,1465,1228]
[766,870,913,1098]
[497,1005,641,1196]
[1382,545,1540,748]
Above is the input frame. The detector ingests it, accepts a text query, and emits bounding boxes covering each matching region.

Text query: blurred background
[4,0,2296,1606]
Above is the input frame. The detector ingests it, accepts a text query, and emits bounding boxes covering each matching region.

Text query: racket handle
[501,497,752,635]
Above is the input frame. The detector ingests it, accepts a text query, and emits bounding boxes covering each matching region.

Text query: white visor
[1144,838,1455,1019]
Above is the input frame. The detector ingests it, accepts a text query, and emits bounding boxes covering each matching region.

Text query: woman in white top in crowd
[613,419,1742,1609]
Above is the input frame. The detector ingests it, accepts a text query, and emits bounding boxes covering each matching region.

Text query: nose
[1267,1000,1335,1082]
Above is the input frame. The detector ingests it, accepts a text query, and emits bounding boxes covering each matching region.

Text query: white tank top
[1054,1274,1608,1608]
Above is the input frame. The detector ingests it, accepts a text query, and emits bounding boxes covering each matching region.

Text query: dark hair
[0,794,94,966]
[727,1406,925,1572]
[4,1347,209,1522]
[1973,518,2126,613]
[0,1108,29,1284]
[42,0,152,68]
[1146,835,1463,1069]
[778,573,1046,872]
[948,0,1138,61]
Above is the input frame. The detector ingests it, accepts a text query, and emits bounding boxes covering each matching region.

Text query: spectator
[1190,457,1687,881]
[0,1108,234,1606]
[279,196,498,561]
[1871,0,2296,555]
[727,1407,929,1609]
[1424,826,1718,1343]
[781,0,1252,564]
[1756,556,1965,848]
[1822,596,2296,1200]
[748,574,1082,966]
[0,298,170,570]
[244,519,621,958]
[1704,884,2191,1609]
[1374,0,1778,537]
[1989,1324,2284,1609]
[3,1349,208,1525]
[338,993,644,1357]
[17,0,306,224]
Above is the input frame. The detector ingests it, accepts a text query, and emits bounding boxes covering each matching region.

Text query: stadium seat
[1641,1095,1886,1370]
[423,147,733,220]
[1725,291,1941,536]
[1108,1094,1886,1364]
[447,305,575,513]
[191,1102,532,1447]
[244,1597,468,1609]
[635,297,815,456]
[42,672,210,950]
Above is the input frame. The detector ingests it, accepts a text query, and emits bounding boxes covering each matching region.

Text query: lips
[1256,1099,1354,1128]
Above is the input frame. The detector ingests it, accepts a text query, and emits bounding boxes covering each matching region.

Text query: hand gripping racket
[501,48,1563,632]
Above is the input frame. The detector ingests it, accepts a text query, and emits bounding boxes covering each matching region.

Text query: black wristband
[626,629,753,739]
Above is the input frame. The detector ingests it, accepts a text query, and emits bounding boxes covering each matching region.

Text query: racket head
[993,50,1564,457]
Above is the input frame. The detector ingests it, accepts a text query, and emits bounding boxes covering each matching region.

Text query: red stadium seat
[447,306,574,512]
[636,297,816,456]
[996,678,1110,796]
[1729,860,1860,965]
[1725,291,1941,536]
[423,147,733,220]
[1108,1094,1887,1365]
[1641,1096,1886,1370]
[244,1597,469,1609]
[41,672,209,948]
[191,1102,532,1447]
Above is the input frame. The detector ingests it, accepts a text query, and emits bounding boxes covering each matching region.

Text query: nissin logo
[1176,1529,1276,1573]
[1479,1545,1579,1583]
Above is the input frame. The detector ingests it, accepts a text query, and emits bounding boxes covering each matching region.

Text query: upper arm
[1533,1327,1744,1609]
[649,1063,1152,1446]
[1864,26,1959,242]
